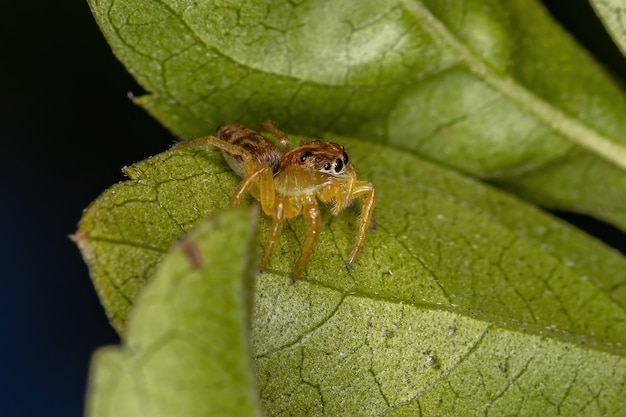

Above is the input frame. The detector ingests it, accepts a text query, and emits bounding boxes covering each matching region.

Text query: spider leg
[172,136,215,149]
[230,163,275,215]
[174,136,251,161]
[259,198,285,274]
[334,180,353,216]
[292,202,322,280]
[176,135,276,215]
[259,120,291,153]
[346,181,376,268]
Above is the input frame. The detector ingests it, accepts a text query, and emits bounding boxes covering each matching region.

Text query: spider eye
[334,158,344,173]
[343,152,349,164]
[300,151,313,162]
[323,162,331,170]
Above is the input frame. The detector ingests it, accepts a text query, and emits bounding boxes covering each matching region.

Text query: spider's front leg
[347,181,376,269]
[259,197,286,274]
[292,201,322,280]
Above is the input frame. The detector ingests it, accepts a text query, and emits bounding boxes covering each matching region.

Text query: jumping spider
[177,121,376,280]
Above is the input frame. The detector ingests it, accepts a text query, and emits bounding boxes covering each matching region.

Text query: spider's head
[284,140,350,176]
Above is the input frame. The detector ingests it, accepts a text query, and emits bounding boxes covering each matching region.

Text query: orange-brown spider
[178,121,376,280]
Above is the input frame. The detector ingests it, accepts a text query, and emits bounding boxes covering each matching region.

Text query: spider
[177,121,376,280]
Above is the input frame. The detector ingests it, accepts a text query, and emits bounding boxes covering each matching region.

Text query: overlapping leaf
[87,0,626,229]
[84,209,262,417]
[77,138,626,414]
[590,0,626,55]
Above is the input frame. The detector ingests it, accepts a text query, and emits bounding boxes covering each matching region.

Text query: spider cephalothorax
[177,121,376,280]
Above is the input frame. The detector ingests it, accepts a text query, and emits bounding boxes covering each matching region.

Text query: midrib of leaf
[302,275,623,357]
[404,0,626,172]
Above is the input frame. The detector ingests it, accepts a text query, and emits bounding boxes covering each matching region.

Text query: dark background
[0,1,624,416]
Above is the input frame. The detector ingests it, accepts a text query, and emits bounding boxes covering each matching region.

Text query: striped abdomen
[217,123,283,177]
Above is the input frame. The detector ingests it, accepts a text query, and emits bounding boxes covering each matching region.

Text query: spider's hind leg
[174,135,242,154]
[259,120,291,153]
[346,181,376,268]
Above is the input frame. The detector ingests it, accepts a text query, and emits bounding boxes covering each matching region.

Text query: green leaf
[87,0,626,230]
[84,208,263,417]
[590,0,626,56]
[74,146,238,331]
[254,276,626,416]
[76,137,626,414]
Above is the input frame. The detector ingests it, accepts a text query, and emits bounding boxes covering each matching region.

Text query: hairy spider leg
[292,201,322,280]
[259,120,292,153]
[316,175,375,269]
[346,181,376,268]
[333,172,355,216]
[258,196,321,281]
[176,135,276,215]
[229,163,275,215]
[258,198,285,274]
